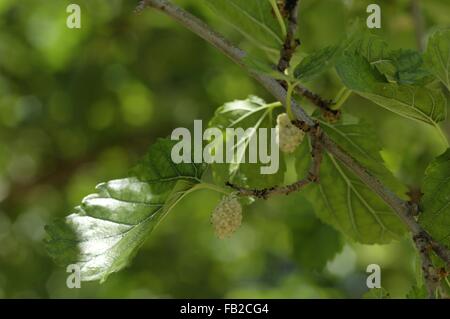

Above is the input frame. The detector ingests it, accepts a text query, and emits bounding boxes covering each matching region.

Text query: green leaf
[336,52,447,126]
[369,49,433,85]
[406,285,428,299]
[344,30,396,80]
[389,49,433,85]
[363,287,391,299]
[358,84,447,125]
[335,52,385,91]
[295,115,407,244]
[424,29,450,91]
[284,196,343,270]
[349,32,390,69]
[294,45,343,82]
[131,138,206,183]
[205,0,283,54]
[419,149,450,249]
[348,33,432,85]
[208,96,285,189]
[45,139,206,282]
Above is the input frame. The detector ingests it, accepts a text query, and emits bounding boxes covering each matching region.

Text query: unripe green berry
[211,195,242,239]
[276,113,304,153]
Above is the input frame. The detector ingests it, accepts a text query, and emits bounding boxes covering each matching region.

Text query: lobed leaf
[46,139,205,282]
[295,115,407,244]
[351,32,390,65]
[388,49,433,85]
[208,96,285,189]
[283,196,343,270]
[424,29,450,91]
[419,149,450,249]
[347,31,392,78]
[294,45,343,82]
[348,32,432,85]
[336,53,447,126]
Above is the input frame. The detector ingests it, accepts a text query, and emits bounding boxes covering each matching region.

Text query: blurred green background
[0,0,448,298]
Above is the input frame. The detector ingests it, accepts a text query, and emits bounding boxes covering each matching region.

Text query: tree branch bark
[273,1,337,118]
[227,123,323,199]
[294,86,339,120]
[136,0,450,266]
[277,0,300,72]
[413,232,440,298]
[135,0,314,127]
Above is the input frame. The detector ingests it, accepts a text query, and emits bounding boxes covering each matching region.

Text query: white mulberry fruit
[276,113,304,153]
[211,195,242,239]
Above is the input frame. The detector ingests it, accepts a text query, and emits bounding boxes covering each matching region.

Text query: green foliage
[419,149,450,248]
[45,139,206,282]
[243,55,292,82]
[336,52,385,91]
[208,96,285,188]
[406,285,428,299]
[2,0,448,298]
[336,52,447,126]
[295,115,407,244]
[424,29,450,91]
[131,138,206,183]
[348,31,432,85]
[356,83,447,126]
[293,45,343,82]
[284,197,343,270]
[350,32,390,65]
[363,287,391,299]
[205,0,283,54]
[385,49,433,85]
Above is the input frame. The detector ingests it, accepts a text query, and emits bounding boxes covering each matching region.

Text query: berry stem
[332,87,352,110]
[286,81,296,120]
